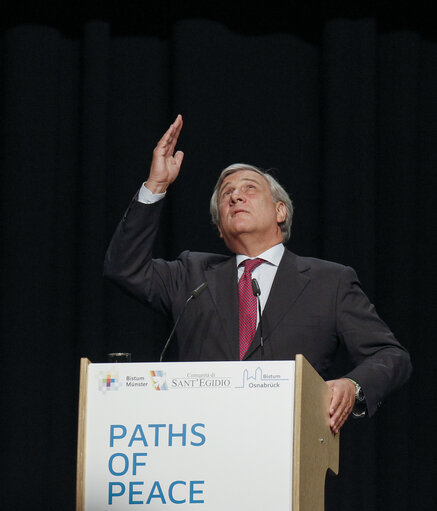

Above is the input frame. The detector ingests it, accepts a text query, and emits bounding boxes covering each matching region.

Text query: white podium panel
[80,360,295,510]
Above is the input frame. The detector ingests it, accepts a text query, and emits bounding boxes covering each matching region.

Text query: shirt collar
[236,243,285,268]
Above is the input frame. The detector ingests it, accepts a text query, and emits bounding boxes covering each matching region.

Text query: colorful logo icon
[98,369,121,393]
[149,370,168,391]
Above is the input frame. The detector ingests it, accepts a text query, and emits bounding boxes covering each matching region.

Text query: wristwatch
[346,378,367,418]
[348,378,365,401]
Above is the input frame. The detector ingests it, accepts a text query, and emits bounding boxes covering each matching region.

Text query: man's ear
[276,202,286,223]
[218,224,223,238]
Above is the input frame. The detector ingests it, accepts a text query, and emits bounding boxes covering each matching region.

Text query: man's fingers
[155,121,175,150]
[154,115,183,157]
[326,378,356,434]
[167,115,183,155]
[333,401,353,431]
[326,381,342,433]
[330,403,347,428]
[331,412,348,434]
[330,401,347,434]
[174,150,184,169]
[326,380,339,414]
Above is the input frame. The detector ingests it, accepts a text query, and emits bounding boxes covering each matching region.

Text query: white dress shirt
[138,184,166,204]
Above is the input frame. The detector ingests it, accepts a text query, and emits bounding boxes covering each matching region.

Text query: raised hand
[146,114,184,194]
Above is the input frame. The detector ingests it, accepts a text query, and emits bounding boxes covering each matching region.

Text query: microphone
[159,282,208,362]
[191,282,208,298]
[251,278,264,356]
[251,277,261,298]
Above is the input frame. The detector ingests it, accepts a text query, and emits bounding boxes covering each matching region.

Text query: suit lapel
[244,250,311,359]
[205,256,239,360]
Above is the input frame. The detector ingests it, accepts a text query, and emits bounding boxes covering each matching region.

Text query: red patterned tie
[238,258,264,360]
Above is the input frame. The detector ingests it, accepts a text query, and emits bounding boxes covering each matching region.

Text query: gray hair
[209,163,294,243]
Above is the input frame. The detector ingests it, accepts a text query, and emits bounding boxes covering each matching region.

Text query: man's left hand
[326,378,356,434]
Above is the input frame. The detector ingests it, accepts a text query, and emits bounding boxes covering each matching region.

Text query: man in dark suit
[104,114,411,433]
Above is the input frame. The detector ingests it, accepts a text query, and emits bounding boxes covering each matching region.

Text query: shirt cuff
[137,183,166,204]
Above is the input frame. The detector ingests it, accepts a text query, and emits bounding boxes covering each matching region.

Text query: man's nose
[230,188,244,202]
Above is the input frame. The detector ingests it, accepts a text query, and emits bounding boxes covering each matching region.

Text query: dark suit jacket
[104,198,412,417]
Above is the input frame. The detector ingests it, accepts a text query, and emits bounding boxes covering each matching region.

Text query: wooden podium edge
[292,355,339,511]
[76,358,91,511]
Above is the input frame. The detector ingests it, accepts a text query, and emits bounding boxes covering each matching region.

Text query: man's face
[217,169,286,249]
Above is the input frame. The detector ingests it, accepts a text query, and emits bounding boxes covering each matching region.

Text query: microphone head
[191,282,208,298]
[251,278,261,297]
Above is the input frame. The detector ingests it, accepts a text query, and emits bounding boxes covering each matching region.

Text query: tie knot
[241,258,264,275]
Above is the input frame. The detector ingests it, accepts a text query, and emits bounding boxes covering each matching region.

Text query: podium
[76,355,338,510]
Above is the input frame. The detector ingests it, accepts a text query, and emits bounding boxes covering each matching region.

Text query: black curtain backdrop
[1,3,435,510]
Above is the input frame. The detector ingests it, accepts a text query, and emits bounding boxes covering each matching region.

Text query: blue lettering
[146,481,166,504]
[108,453,129,476]
[128,424,148,447]
[148,424,166,446]
[110,425,126,447]
[132,452,148,475]
[191,423,206,446]
[169,423,187,446]
[190,481,205,503]
[108,482,125,504]
[169,481,186,504]
[129,481,144,504]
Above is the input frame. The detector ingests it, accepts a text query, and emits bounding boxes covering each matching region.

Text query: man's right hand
[145,114,184,194]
